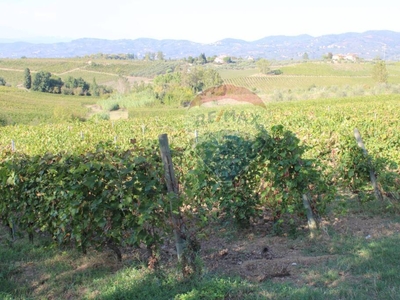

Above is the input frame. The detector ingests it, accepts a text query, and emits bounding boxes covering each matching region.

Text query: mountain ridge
[0,30,399,60]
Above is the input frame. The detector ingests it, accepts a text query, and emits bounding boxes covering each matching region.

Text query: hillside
[1,30,400,60]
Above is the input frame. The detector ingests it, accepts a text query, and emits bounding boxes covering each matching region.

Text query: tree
[156,51,165,61]
[302,52,309,60]
[90,78,100,96]
[198,53,207,64]
[32,71,51,92]
[223,56,232,64]
[32,71,62,93]
[0,77,6,86]
[187,56,195,64]
[62,76,90,95]
[256,59,271,74]
[126,53,135,60]
[372,60,388,83]
[202,68,223,88]
[24,68,31,89]
[144,52,155,61]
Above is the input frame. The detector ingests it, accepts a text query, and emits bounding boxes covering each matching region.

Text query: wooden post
[11,140,15,152]
[194,130,198,144]
[158,133,185,260]
[141,124,146,137]
[302,194,318,238]
[353,128,383,201]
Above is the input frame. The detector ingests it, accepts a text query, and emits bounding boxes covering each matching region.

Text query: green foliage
[90,112,110,121]
[157,51,165,61]
[32,71,63,93]
[337,135,371,192]
[90,77,100,96]
[0,86,95,125]
[180,66,223,93]
[99,89,158,110]
[0,142,168,256]
[268,69,283,75]
[372,60,388,83]
[61,76,90,95]
[192,125,334,228]
[256,58,271,74]
[198,53,207,65]
[223,56,232,64]
[151,67,222,105]
[23,68,31,89]
[0,77,6,86]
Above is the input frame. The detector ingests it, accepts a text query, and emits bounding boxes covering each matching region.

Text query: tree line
[23,68,112,96]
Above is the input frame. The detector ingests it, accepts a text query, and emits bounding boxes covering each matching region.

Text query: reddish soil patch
[191,84,265,108]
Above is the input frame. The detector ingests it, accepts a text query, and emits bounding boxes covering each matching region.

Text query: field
[1,58,400,299]
[0,58,177,89]
[0,86,96,125]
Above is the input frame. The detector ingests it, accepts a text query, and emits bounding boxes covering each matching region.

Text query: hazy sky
[0,0,399,43]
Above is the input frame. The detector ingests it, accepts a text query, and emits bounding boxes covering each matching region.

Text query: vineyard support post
[302,194,318,238]
[353,128,383,202]
[158,133,185,260]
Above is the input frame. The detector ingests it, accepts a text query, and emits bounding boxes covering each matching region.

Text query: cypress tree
[24,68,31,89]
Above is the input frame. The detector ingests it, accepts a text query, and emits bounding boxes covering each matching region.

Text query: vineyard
[0,58,180,88]
[224,75,375,93]
[1,95,399,248]
[1,59,400,298]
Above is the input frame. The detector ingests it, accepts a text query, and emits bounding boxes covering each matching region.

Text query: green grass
[86,60,181,77]
[224,75,376,94]
[0,86,97,125]
[0,58,88,73]
[98,90,158,111]
[0,69,25,87]
[58,70,119,86]
[279,61,374,76]
[218,68,259,80]
[2,197,400,300]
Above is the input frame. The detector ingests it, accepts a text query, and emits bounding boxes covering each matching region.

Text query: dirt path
[0,67,24,72]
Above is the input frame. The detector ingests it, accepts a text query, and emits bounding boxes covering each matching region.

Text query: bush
[90,112,110,121]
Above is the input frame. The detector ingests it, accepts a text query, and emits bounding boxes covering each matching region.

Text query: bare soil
[159,214,400,283]
[6,213,400,299]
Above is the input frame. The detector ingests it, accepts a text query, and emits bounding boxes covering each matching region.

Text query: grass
[98,90,158,111]
[218,68,259,80]
[279,61,374,76]
[1,58,400,298]
[0,86,97,125]
[58,70,119,86]
[0,69,25,87]
[0,58,88,73]
[2,196,400,299]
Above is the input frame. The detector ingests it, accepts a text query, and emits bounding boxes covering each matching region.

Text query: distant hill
[1,30,399,60]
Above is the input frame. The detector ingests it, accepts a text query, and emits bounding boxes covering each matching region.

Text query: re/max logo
[192,109,261,126]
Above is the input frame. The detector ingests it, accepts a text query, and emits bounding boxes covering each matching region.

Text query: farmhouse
[214,55,228,64]
[332,53,359,62]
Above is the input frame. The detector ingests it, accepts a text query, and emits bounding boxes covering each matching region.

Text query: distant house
[332,54,344,61]
[345,54,358,62]
[214,55,228,64]
[332,53,359,62]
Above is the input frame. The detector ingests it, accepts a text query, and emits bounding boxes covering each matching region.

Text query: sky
[1,0,399,43]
